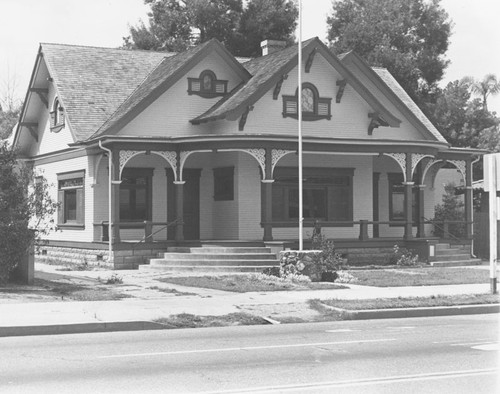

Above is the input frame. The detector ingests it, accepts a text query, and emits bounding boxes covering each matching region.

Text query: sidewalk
[0,264,498,337]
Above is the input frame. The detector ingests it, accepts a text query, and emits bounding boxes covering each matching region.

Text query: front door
[167,169,201,240]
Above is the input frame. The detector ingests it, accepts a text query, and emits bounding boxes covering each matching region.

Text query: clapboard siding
[119,51,245,138]
[35,156,93,242]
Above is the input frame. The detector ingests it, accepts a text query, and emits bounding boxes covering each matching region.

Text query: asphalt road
[1,314,498,393]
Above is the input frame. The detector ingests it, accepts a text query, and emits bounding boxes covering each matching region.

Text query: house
[12,37,485,269]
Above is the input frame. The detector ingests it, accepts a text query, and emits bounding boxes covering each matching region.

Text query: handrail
[131,218,182,249]
[422,217,466,243]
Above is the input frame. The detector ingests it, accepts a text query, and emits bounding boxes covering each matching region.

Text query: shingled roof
[41,43,169,142]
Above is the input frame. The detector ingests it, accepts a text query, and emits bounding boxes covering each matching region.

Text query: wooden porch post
[404,152,414,239]
[111,148,121,244]
[174,181,185,242]
[262,147,274,241]
[372,172,380,238]
[417,185,426,238]
[465,158,473,239]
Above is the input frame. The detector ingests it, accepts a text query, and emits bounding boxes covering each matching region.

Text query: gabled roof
[90,38,251,139]
[191,37,402,127]
[340,51,447,143]
[40,43,170,142]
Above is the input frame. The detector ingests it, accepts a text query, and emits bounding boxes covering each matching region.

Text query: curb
[326,303,500,320]
[0,321,167,338]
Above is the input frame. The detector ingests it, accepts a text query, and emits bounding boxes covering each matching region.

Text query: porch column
[174,181,185,242]
[372,172,380,238]
[262,147,274,241]
[464,158,473,239]
[416,185,426,238]
[404,152,414,239]
[110,148,121,244]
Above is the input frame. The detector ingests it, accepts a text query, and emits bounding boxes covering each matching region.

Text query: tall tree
[461,74,500,113]
[124,0,298,57]
[326,0,452,104]
[232,0,298,57]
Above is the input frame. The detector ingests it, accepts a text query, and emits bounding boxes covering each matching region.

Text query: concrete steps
[430,243,483,267]
[139,246,279,273]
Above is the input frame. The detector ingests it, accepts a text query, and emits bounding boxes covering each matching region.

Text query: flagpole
[298,0,303,250]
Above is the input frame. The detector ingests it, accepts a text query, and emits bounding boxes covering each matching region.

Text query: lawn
[158,274,347,292]
[349,267,493,287]
[317,294,500,310]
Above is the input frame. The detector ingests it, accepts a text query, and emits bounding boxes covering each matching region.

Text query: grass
[349,267,492,287]
[317,293,500,310]
[158,273,347,293]
[155,313,269,328]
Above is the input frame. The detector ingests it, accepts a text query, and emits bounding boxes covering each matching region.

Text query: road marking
[472,343,500,351]
[325,329,359,333]
[97,338,396,359]
[387,326,416,330]
[450,341,497,347]
[198,368,499,393]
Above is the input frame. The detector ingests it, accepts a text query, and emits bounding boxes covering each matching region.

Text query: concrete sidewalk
[0,264,498,337]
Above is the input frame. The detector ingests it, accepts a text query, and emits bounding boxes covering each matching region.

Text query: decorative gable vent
[282,83,332,121]
[188,69,228,98]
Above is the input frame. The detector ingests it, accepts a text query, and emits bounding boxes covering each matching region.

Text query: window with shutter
[282,83,332,121]
[188,70,228,98]
[50,97,65,133]
[57,171,85,228]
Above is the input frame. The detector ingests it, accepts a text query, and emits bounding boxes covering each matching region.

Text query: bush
[432,183,466,238]
[0,142,58,283]
[390,245,419,266]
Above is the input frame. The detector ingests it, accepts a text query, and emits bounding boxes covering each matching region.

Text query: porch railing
[95,219,181,243]
[268,219,471,241]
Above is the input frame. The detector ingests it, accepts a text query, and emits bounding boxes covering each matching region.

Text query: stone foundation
[35,245,163,269]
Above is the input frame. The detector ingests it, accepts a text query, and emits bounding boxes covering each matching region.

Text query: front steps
[430,243,483,267]
[139,246,280,273]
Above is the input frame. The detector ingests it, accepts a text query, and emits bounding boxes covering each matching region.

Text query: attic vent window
[282,83,332,121]
[50,97,65,133]
[188,70,228,98]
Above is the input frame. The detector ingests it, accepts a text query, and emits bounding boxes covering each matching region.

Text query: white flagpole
[298,0,303,250]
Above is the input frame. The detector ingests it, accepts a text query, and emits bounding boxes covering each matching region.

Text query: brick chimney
[260,40,286,56]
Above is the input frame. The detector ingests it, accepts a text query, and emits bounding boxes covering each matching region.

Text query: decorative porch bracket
[411,153,434,180]
[30,88,49,108]
[383,153,407,182]
[271,149,295,178]
[179,150,211,182]
[273,74,288,100]
[336,80,346,103]
[305,48,316,73]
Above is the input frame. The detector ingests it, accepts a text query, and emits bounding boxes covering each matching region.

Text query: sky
[1,0,499,113]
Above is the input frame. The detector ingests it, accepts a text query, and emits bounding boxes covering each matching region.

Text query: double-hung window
[50,97,65,132]
[57,170,85,227]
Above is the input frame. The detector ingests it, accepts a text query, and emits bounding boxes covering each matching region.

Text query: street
[1,314,498,393]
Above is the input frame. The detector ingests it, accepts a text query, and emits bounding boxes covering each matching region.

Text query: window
[282,83,332,120]
[120,168,153,221]
[388,173,417,223]
[271,167,353,224]
[188,70,228,98]
[213,167,234,201]
[57,171,85,227]
[50,97,65,132]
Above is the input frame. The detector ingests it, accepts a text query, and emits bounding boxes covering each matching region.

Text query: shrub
[0,143,58,283]
[390,245,419,266]
[432,183,466,238]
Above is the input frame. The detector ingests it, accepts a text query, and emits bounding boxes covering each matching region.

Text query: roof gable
[191,37,402,127]
[340,51,447,143]
[90,39,252,139]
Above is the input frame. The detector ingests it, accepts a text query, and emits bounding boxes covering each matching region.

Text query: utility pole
[484,153,499,294]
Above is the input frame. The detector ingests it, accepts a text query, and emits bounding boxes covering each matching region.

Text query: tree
[0,142,58,283]
[232,0,298,57]
[461,74,500,113]
[123,0,298,57]
[0,69,22,139]
[326,0,452,104]
[124,0,243,52]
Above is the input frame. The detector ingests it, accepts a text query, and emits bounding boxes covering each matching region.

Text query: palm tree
[461,74,500,112]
